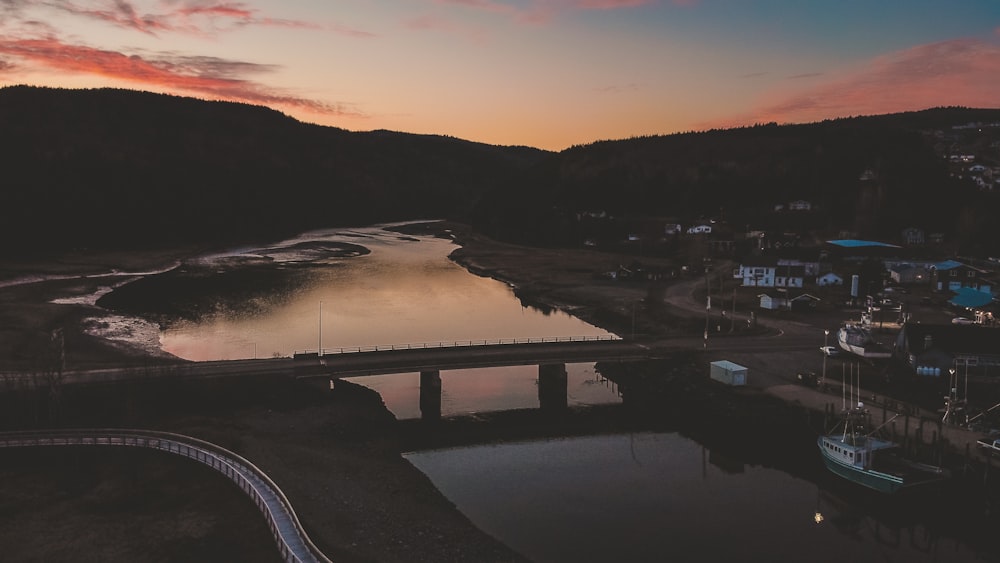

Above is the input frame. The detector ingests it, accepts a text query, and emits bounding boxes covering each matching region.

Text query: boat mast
[841,363,846,411]
[841,363,849,441]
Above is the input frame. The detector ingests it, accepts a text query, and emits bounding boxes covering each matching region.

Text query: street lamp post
[822,329,830,386]
[704,267,711,349]
[318,300,323,356]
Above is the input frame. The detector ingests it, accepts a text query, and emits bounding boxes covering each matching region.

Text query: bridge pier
[538,363,567,411]
[420,370,442,421]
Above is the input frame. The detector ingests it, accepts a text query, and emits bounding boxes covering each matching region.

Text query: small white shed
[710,360,748,386]
[758,293,788,310]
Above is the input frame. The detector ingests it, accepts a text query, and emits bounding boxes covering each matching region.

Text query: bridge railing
[297,334,622,356]
[0,428,331,563]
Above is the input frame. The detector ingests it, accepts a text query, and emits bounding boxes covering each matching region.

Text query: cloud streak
[0,37,364,117]
[715,39,1000,128]
[430,0,656,26]
[48,1,371,38]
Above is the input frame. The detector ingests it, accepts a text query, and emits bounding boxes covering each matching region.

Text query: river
[104,223,997,563]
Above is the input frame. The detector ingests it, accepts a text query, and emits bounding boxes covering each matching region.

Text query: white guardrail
[298,334,622,356]
[0,429,331,563]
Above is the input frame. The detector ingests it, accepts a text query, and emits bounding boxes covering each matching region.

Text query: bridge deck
[296,339,653,377]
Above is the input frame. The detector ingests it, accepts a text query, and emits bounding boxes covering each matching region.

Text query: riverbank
[1,222,997,561]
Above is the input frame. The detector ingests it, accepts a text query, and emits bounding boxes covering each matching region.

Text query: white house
[759,292,820,311]
[758,293,788,310]
[816,272,843,286]
[735,257,805,288]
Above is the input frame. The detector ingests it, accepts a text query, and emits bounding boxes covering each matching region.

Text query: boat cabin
[820,435,869,468]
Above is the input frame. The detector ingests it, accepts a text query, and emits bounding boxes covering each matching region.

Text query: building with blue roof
[949,287,995,309]
[931,260,992,294]
[827,239,901,249]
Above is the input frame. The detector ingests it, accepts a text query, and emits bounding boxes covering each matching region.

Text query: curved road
[0,429,332,563]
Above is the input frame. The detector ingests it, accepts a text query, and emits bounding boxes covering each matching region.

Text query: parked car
[796,371,819,386]
[978,437,1000,453]
[952,317,975,325]
[820,345,840,357]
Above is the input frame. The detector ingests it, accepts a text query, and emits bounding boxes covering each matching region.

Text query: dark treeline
[470,110,1000,256]
[3,86,1000,256]
[0,86,547,255]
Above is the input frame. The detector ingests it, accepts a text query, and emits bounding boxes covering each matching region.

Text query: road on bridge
[40,327,816,386]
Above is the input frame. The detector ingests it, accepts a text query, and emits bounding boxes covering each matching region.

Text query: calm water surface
[406,433,993,563]
[155,224,621,417]
[160,225,611,359]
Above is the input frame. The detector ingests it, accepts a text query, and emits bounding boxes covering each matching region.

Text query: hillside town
[572,120,1000,424]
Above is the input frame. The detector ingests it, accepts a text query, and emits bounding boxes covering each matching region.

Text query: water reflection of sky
[406,433,991,563]
[160,225,612,360]
[351,363,619,420]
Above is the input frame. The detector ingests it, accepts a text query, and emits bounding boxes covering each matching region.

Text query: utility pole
[730,285,736,332]
[704,267,711,348]
[822,329,829,387]
[318,300,323,356]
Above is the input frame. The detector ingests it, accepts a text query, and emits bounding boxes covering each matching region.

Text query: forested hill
[3,86,1000,257]
[0,86,548,255]
[469,108,1000,256]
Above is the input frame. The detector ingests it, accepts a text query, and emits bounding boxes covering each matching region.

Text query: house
[777,255,821,276]
[816,272,843,286]
[687,224,712,234]
[758,292,819,311]
[788,200,812,211]
[895,324,1000,378]
[825,239,901,261]
[930,260,992,293]
[901,227,925,246]
[949,287,995,311]
[758,293,788,310]
[664,223,683,235]
[734,257,805,288]
[889,263,929,285]
[789,293,821,311]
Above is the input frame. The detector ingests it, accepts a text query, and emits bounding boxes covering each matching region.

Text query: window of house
[968,271,976,278]
[950,270,957,277]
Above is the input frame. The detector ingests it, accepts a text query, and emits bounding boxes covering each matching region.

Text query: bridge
[26,332,817,420]
[293,336,647,376]
[293,336,653,420]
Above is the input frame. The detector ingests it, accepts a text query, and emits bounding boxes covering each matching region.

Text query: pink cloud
[0,37,364,117]
[52,1,369,38]
[714,39,1000,128]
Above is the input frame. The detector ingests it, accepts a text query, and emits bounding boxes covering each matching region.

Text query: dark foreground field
[0,374,530,563]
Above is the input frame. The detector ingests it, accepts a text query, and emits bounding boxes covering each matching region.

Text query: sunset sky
[2,1,999,151]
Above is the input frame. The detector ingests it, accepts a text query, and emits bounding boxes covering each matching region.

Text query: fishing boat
[836,324,892,359]
[818,405,949,493]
